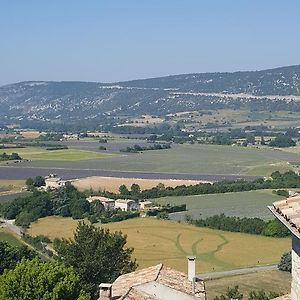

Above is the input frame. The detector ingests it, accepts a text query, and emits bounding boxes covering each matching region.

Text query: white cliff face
[292,237,300,300]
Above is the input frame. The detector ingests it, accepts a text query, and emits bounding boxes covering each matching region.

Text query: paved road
[197,264,277,280]
[0,165,260,182]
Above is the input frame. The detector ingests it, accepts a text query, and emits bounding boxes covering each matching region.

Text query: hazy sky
[1,0,300,85]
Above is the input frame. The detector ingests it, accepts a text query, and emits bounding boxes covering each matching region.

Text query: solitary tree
[278,251,292,273]
[53,222,137,299]
[33,176,45,187]
[119,184,130,196]
[130,183,141,196]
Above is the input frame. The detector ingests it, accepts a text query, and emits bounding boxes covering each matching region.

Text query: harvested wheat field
[30,217,290,273]
[72,176,206,192]
[206,270,291,300]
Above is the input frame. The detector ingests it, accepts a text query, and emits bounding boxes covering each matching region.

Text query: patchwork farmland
[1,143,300,180]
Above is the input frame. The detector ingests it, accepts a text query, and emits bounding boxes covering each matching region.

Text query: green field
[1,147,115,161]
[154,190,285,221]
[30,217,290,273]
[0,230,23,247]
[27,143,300,176]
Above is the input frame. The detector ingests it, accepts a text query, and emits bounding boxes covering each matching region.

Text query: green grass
[153,190,285,220]
[0,230,23,246]
[1,147,115,161]
[30,217,291,273]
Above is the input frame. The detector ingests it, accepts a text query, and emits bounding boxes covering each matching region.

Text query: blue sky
[1,0,300,85]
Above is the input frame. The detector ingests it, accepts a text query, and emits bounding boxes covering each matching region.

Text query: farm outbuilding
[139,200,153,210]
[44,174,67,190]
[87,196,115,210]
[115,199,137,211]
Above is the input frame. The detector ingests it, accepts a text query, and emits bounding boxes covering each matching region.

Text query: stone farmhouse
[87,196,116,210]
[87,197,141,212]
[115,199,138,212]
[139,200,153,210]
[269,196,300,300]
[44,174,67,190]
[98,256,206,300]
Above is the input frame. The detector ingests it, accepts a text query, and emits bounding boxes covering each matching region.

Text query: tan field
[30,217,290,274]
[0,179,25,195]
[206,270,291,299]
[72,176,206,193]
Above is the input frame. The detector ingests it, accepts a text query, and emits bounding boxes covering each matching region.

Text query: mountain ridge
[2,63,300,88]
[1,64,300,124]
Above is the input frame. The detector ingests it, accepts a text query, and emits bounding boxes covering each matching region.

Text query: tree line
[119,143,171,152]
[188,213,290,238]
[95,171,300,200]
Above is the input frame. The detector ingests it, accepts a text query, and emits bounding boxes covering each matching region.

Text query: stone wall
[291,235,300,300]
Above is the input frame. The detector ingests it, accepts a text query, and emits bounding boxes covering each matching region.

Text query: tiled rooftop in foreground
[269,196,300,238]
[109,263,206,300]
[270,195,300,300]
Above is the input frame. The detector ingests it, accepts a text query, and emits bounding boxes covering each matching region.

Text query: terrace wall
[291,234,300,300]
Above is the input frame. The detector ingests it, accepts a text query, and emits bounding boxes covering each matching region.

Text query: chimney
[99,283,112,300]
[187,256,196,282]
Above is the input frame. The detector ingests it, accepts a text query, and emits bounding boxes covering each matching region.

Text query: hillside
[1,65,300,124]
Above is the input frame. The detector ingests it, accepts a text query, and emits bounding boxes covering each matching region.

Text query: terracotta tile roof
[271,295,291,300]
[112,264,162,298]
[112,264,206,300]
[271,196,300,233]
[122,288,156,300]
